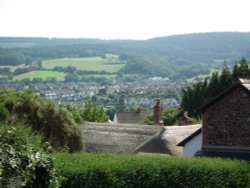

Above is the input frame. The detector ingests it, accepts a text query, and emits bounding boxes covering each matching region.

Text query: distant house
[177,128,202,156]
[113,112,150,124]
[195,79,250,161]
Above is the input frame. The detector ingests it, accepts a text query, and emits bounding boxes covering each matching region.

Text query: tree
[232,57,250,79]
[0,90,83,152]
[66,65,77,74]
[64,73,79,82]
[80,98,108,122]
[181,58,250,118]
[115,94,126,112]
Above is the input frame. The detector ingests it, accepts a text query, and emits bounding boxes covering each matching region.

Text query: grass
[14,71,66,81]
[42,56,126,73]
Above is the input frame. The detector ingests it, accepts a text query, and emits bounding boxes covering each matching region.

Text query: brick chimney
[153,98,163,125]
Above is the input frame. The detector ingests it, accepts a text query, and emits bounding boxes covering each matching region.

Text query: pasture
[14,71,66,81]
[42,56,125,73]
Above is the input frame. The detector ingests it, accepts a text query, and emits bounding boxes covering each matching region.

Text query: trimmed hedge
[54,153,250,188]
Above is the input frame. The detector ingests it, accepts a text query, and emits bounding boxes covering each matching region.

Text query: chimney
[153,98,163,125]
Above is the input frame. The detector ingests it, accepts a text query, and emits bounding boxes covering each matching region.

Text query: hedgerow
[54,153,250,188]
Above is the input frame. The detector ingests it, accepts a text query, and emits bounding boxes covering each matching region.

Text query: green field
[14,71,66,81]
[42,56,125,73]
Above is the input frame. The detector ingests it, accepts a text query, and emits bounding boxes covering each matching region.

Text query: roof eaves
[177,128,202,146]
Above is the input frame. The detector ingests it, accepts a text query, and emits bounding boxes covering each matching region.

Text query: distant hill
[0,32,250,80]
[140,32,250,64]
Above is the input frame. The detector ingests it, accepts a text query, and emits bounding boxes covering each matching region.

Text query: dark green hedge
[53,153,250,188]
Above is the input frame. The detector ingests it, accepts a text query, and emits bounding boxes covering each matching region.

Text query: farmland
[14,71,66,81]
[42,55,126,73]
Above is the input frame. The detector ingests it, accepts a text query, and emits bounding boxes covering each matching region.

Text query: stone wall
[203,86,250,148]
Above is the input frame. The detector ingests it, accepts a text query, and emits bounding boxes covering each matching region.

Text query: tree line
[181,58,250,118]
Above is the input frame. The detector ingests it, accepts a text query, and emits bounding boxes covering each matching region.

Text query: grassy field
[42,56,125,73]
[14,71,66,81]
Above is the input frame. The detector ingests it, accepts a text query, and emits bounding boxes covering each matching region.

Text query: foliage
[66,105,83,124]
[82,98,108,122]
[66,99,108,123]
[163,108,180,125]
[0,89,83,152]
[140,109,181,126]
[139,115,154,125]
[0,124,62,187]
[181,58,250,118]
[114,94,126,112]
[54,153,250,188]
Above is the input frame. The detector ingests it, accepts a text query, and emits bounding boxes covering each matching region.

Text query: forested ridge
[1,32,250,79]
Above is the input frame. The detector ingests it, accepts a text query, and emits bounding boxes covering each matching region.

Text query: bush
[54,153,250,188]
[0,124,62,187]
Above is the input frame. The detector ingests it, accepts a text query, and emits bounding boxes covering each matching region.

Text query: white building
[177,128,202,157]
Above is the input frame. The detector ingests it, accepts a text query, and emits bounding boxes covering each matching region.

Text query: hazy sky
[0,0,249,39]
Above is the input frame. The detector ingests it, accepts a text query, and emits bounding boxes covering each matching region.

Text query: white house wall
[183,133,202,157]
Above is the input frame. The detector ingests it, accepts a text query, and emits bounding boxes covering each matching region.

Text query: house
[195,79,250,161]
[133,124,201,156]
[177,128,202,156]
[81,122,201,155]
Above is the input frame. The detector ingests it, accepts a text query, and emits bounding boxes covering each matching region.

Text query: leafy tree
[66,104,83,124]
[163,108,180,125]
[66,65,77,74]
[81,98,108,122]
[139,115,154,125]
[64,73,79,82]
[0,90,83,152]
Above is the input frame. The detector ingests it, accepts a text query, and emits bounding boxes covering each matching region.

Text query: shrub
[0,124,62,187]
[54,153,250,188]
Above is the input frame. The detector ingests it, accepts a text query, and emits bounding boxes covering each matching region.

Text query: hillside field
[42,56,126,73]
[14,71,66,81]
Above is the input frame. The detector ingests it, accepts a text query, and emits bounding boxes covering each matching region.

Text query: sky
[0,0,249,40]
